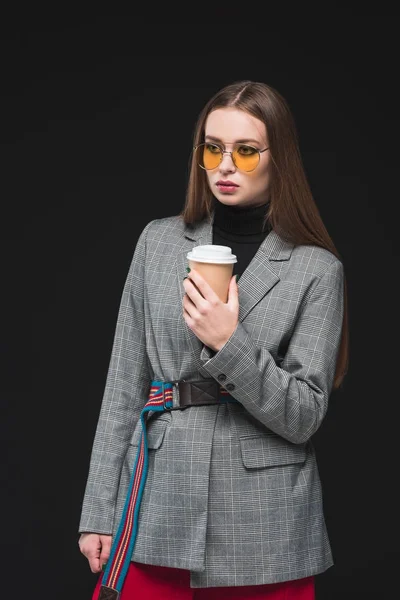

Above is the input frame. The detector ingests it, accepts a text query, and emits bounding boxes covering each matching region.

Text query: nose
[219,150,236,173]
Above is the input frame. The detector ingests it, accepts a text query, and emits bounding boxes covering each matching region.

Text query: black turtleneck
[212,199,271,279]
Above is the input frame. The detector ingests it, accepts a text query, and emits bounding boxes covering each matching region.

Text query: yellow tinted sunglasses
[194,142,269,172]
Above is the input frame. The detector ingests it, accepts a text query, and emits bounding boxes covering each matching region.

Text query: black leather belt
[168,378,236,409]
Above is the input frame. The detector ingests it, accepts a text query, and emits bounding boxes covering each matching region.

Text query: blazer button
[217,374,227,382]
[226,383,235,391]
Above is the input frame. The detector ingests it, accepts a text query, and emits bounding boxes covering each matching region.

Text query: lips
[217,180,238,187]
[216,180,239,194]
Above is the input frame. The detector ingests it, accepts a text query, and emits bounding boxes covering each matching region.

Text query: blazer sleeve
[78,220,153,534]
[201,258,345,444]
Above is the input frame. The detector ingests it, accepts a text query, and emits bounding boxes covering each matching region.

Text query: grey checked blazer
[79,212,344,588]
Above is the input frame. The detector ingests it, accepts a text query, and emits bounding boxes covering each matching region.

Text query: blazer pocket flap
[130,415,170,449]
[240,435,307,469]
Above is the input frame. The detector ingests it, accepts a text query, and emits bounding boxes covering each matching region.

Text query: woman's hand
[183,269,239,352]
[78,532,112,573]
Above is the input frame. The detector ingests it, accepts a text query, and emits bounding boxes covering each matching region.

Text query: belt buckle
[172,381,182,410]
[169,380,187,410]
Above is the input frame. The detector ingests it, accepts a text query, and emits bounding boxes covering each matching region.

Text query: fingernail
[236,274,239,281]
[183,276,188,280]
[101,563,107,571]
[186,267,191,273]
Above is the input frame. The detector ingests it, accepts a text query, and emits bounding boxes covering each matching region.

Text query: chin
[214,194,243,205]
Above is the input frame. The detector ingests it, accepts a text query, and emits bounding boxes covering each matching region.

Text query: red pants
[92,562,315,599]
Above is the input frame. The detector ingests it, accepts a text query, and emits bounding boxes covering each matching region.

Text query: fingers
[182,292,196,319]
[227,274,239,304]
[99,534,112,570]
[184,269,218,305]
[183,275,206,308]
[88,553,101,574]
[79,533,101,573]
[229,274,238,289]
[79,533,112,574]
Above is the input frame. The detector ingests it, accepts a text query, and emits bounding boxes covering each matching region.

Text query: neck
[212,198,271,235]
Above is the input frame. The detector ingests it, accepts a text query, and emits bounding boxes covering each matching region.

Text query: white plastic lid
[187,244,237,264]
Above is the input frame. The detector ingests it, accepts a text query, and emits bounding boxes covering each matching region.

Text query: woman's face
[203,107,271,208]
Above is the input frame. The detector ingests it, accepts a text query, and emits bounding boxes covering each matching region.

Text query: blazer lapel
[237,230,293,321]
[175,217,213,287]
[176,217,214,366]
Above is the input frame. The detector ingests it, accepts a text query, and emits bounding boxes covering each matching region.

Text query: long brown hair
[181,80,349,390]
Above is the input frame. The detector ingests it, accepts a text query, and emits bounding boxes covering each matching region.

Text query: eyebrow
[205,135,262,145]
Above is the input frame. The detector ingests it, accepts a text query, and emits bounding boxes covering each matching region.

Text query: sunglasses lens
[232,145,260,171]
[195,143,222,169]
[195,143,261,171]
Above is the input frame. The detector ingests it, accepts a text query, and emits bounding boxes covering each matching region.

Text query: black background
[1,7,398,600]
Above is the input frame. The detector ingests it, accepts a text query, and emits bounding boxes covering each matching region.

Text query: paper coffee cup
[186,245,237,303]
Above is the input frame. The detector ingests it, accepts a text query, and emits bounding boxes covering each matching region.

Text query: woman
[78,80,349,600]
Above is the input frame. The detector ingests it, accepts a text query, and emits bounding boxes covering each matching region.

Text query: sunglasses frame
[193,142,270,172]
